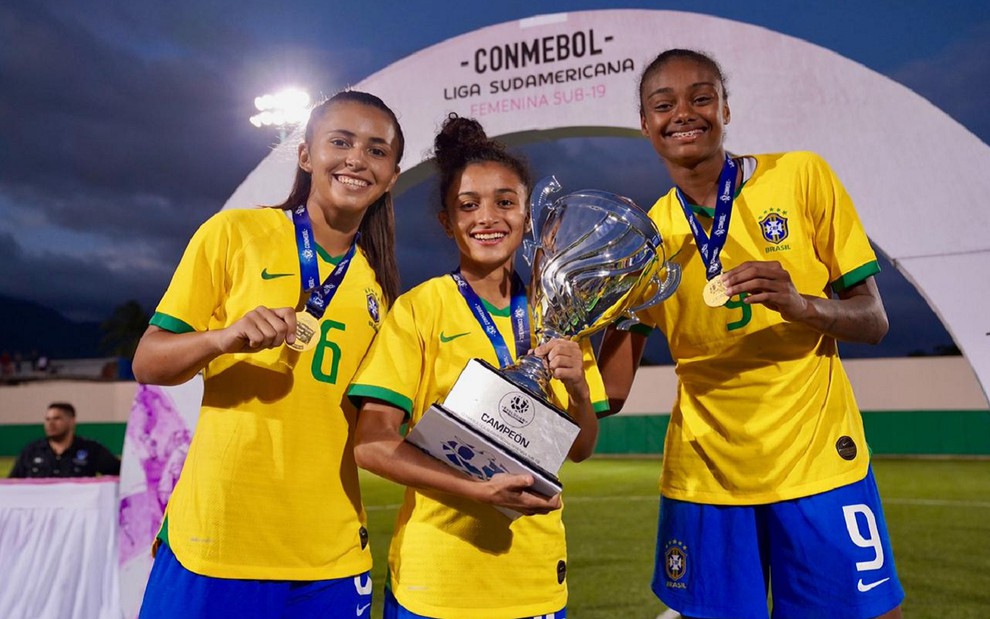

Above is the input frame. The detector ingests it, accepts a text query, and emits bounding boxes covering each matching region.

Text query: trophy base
[442,358,579,473]
[406,403,563,520]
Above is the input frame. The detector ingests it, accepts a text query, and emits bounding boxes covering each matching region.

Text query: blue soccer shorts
[139,542,373,619]
[653,467,904,619]
[383,585,565,619]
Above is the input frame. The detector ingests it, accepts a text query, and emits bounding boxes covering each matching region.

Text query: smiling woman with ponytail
[133,89,404,618]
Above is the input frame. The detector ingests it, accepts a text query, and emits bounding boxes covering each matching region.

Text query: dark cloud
[0,2,272,201]
[520,136,669,211]
[892,22,990,145]
[1,180,208,252]
[0,228,172,321]
[0,1,365,321]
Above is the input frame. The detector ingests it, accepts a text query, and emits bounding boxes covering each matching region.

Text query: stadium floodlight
[249,88,311,141]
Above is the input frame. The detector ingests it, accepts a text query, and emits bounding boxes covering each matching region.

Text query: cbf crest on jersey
[664,539,688,588]
[365,288,381,330]
[759,207,792,256]
[759,207,789,244]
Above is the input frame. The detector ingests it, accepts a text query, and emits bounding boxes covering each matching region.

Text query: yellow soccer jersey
[637,152,879,505]
[150,207,385,580]
[348,274,608,619]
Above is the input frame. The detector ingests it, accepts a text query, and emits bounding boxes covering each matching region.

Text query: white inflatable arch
[224,9,990,400]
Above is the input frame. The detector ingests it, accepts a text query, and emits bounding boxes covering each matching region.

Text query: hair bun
[434,114,494,169]
[430,113,532,215]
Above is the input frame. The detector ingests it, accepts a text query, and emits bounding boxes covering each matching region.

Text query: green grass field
[3,457,988,618]
[365,458,990,618]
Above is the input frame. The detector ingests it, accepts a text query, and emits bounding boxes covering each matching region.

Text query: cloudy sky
[1,0,988,358]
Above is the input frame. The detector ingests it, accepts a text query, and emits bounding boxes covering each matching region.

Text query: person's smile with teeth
[669,128,705,139]
[472,230,507,242]
[335,174,370,188]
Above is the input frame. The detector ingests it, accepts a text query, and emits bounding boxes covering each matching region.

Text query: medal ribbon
[450,269,529,368]
[674,155,737,280]
[291,205,359,319]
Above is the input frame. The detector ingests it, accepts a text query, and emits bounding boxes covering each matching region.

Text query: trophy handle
[616,261,683,330]
[530,176,561,234]
[522,239,537,268]
[522,175,560,266]
[524,176,561,268]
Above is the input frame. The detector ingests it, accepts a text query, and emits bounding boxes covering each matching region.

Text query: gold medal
[702,275,729,308]
[286,311,320,352]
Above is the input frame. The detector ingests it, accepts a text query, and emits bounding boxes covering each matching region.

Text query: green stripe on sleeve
[832,261,881,293]
[593,400,611,417]
[149,312,196,334]
[347,384,414,417]
[157,514,169,545]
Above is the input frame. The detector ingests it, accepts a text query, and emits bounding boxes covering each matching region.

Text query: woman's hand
[218,306,299,353]
[722,261,888,344]
[533,338,590,402]
[475,473,562,516]
[722,260,809,322]
[533,337,598,462]
[133,305,299,385]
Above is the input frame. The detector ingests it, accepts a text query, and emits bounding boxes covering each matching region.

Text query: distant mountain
[0,295,103,359]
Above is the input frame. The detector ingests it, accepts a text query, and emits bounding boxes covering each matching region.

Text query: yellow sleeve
[803,153,880,292]
[151,214,231,333]
[579,337,611,417]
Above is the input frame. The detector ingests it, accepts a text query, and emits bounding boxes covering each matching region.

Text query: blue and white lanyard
[291,204,358,319]
[674,155,738,280]
[450,269,529,368]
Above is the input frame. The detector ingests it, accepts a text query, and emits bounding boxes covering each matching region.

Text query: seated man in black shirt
[8,402,121,478]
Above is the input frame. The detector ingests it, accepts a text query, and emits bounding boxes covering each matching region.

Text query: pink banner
[117,380,201,618]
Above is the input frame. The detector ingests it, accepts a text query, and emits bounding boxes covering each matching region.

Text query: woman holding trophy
[599,49,904,618]
[348,114,607,619]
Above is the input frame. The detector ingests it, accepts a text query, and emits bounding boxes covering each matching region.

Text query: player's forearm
[354,431,482,499]
[794,279,888,345]
[132,326,223,385]
[566,398,599,462]
[797,294,888,344]
[597,327,647,414]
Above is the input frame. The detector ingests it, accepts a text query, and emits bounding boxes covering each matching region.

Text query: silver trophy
[501,175,681,395]
[408,176,680,516]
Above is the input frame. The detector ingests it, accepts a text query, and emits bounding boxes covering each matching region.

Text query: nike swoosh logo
[261,268,293,280]
[355,603,370,616]
[857,577,890,592]
[440,331,470,343]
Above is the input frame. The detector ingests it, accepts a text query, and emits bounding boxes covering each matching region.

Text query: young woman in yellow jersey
[348,114,607,619]
[132,90,403,618]
[599,49,904,619]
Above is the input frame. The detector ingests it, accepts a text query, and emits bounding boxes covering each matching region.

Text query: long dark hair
[432,113,531,216]
[638,49,729,115]
[270,90,404,306]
